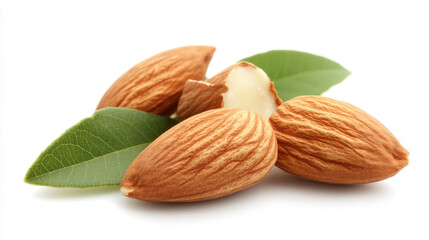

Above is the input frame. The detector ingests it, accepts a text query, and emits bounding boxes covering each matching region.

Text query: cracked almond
[177,61,281,121]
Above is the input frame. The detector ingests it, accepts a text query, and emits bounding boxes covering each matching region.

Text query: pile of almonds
[97,46,409,202]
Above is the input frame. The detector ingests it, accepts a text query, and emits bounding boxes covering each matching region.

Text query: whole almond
[269,96,409,184]
[177,61,281,121]
[120,108,278,202]
[97,45,215,116]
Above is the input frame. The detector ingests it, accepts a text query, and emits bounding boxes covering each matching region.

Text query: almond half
[120,108,278,202]
[269,96,409,184]
[177,61,282,121]
[97,45,215,116]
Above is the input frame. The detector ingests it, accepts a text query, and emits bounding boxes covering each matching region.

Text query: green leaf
[24,108,177,188]
[241,50,350,101]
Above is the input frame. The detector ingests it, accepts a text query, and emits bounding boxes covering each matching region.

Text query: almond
[177,61,282,121]
[269,96,409,184]
[120,108,278,202]
[97,45,215,116]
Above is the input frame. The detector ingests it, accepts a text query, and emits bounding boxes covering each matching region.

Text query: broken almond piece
[177,61,282,121]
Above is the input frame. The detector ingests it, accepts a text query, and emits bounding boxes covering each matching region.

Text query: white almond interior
[222,66,279,120]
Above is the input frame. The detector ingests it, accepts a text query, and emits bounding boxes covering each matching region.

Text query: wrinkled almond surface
[270,96,409,184]
[121,108,278,202]
[97,45,215,116]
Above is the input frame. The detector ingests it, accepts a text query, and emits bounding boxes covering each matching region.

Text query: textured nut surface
[177,61,281,121]
[270,96,409,184]
[121,108,278,202]
[97,45,215,116]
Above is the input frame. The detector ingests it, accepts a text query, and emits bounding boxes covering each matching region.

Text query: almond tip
[120,186,133,196]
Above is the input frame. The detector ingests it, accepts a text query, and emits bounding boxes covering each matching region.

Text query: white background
[1,0,428,239]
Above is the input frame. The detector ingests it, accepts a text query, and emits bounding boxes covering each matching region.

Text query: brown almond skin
[121,108,278,202]
[177,80,228,121]
[177,61,281,121]
[97,45,215,116]
[269,96,409,184]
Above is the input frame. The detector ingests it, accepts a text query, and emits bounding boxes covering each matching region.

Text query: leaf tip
[23,165,35,184]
